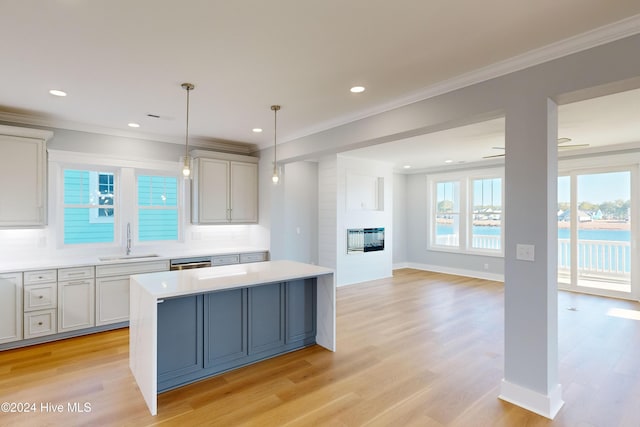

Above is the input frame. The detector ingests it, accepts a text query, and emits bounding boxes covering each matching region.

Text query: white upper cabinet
[229,161,258,223]
[191,152,258,224]
[0,125,53,227]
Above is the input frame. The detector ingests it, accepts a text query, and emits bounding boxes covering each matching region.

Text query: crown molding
[286,14,640,143]
[0,111,257,155]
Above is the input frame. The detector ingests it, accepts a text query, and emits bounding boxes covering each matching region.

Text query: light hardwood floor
[1,269,640,426]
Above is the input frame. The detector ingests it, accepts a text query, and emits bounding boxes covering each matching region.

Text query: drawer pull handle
[67,272,86,276]
[38,295,44,299]
[37,322,43,326]
[68,281,89,285]
[38,276,43,279]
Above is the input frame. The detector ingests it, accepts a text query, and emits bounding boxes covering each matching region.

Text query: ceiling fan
[483,138,589,159]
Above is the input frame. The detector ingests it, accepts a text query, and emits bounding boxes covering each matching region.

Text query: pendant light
[271,105,281,183]
[181,82,195,177]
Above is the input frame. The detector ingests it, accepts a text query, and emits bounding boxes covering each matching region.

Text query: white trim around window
[427,168,504,257]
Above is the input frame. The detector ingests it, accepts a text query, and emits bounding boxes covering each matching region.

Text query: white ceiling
[344,87,640,171]
[1,1,640,154]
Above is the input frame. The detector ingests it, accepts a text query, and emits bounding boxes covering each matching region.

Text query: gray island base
[129,260,335,416]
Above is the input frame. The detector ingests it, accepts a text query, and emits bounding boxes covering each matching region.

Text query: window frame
[51,150,185,250]
[89,171,115,223]
[427,168,504,257]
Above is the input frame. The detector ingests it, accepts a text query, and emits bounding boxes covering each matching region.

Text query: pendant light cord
[185,85,191,160]
[181,83,195,175]
[273,106,277,173]
[271,105,281,177]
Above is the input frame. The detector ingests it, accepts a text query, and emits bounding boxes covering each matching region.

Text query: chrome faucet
[126,222,132,255]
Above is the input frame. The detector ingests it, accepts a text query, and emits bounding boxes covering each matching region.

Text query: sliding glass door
[558,168,636,299]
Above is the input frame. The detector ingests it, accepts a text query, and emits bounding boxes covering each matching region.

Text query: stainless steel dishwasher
[169,256,212,270]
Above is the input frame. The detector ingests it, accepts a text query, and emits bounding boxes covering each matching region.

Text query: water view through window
[433,176,502,252]
[558,170,631,294]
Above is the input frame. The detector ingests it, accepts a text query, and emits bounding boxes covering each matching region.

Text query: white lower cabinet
[95,260,169,326]
[95,276,130,326]
[24,309,56,339]
[0,273,23,344]
[57,267,95,333]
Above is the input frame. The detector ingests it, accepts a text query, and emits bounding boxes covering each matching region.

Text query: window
[429,170,503,255]
[88,172,115,223]
[137,175,178,241]
[471,177,502,251]
[63,169,116,244]
[97,173,114,217]
[435,181,460,247]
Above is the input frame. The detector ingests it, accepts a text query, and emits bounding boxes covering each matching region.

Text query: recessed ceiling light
[49,89,67,97]
[350,86,365,93]
[252,128,263,133]
[444,159,454,164]
[403,165,411,169]
[128,122,140,128]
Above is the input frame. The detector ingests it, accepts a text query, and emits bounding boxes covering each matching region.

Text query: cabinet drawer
[24,283,57,311]
[96,260,169,277]
[24,309,57,338]
[58,266,94,281]
[240,252,267,263]
[24,269,57,285]
[212,254,240,266]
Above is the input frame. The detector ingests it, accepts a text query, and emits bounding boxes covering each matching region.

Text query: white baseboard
[336,274,394,288]
[392,262,410,270]
[396,262,504,282]
[499,379,564,419]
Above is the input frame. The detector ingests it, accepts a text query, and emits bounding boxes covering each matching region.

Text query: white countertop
[0,247,268,274]
[130,260,334,299]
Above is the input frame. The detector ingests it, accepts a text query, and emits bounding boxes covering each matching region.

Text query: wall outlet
[516,244,535,262]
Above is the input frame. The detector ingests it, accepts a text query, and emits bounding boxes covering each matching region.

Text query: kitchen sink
[99,253,161,261]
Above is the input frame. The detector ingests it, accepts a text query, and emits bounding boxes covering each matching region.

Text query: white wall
[335,155,393,286]
[392,173,407,267]
[317,156,338,271]
[282,162,318,264]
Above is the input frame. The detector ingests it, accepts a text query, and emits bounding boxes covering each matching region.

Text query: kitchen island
[129,260,335,415]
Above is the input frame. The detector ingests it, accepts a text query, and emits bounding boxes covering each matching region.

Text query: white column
[500,97,564,418]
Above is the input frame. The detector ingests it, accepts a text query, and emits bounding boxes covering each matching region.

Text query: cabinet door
[285,279,317,344]
[248,283,284,355]
[194,158,229,223]
[229,162,258,223]
[96,276,130,326]
[0,136,46,227]
[0,273,23,343]
[157,295,203,386]
[58,279,95,332]
[204,289,247,368]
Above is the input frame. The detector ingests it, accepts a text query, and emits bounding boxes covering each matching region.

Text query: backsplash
[0,224,267,265]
